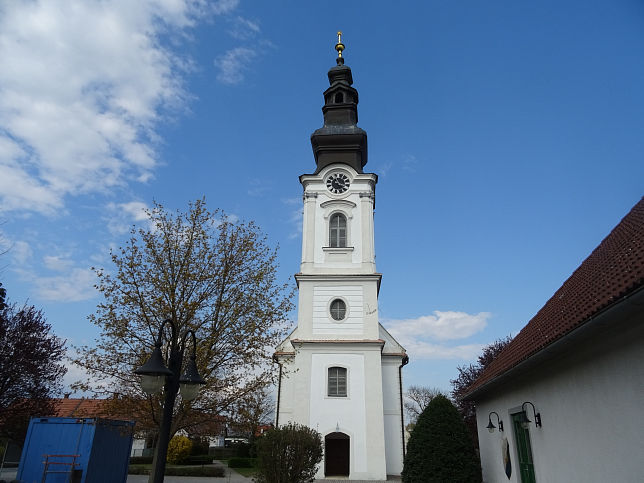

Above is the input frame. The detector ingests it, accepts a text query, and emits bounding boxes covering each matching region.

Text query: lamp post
[135,319,206,483]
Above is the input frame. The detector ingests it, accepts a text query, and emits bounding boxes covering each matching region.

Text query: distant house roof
[50,397,120,419]
[467,197,644,398]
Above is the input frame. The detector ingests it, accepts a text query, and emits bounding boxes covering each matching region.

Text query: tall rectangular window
[329,213,347,247]
[328,367,347,397]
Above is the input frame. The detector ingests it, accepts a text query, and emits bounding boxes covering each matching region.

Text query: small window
[328,367,347,397]
[330,299,346,321]
[329,213,347,247]
[334,92,344,103]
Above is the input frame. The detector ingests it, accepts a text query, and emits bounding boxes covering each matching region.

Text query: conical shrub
[402,394,481,482]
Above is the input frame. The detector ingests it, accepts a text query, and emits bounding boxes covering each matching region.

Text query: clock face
[326,173,350,194]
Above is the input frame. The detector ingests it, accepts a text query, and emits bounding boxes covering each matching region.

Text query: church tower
[275,34,408,480]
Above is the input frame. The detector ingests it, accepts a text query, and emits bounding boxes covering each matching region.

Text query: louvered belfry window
[328,367,347,397]
[329,213,347,247]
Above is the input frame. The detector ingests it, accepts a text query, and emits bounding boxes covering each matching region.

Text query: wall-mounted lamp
[486,411,504,433]
[520,401,542,429]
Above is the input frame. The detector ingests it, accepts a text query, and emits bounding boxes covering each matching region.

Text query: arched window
[334,92,344,103]
[329,213,347,247]
[328,367,347,397]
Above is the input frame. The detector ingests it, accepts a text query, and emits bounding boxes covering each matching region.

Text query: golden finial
[335,31,345,60]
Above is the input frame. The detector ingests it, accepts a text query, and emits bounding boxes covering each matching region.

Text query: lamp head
[179,354,205,401]
[135,343,172,394]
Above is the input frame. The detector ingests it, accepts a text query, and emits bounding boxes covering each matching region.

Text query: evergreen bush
[254,423,322,483]
[229,457,254,468]
[402,394,481,483]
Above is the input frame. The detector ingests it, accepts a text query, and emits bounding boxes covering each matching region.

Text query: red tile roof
[467,197,644,396]
[50,398,116,418]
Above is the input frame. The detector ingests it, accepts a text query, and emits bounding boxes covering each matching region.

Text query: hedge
[228,457,254,468]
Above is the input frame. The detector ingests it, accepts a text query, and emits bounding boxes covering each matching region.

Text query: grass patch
[232,466,257,477]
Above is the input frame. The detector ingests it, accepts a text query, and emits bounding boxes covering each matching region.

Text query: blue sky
[1,0,642,395]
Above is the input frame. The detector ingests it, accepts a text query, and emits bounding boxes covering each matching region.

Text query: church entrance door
[324,432,350,477]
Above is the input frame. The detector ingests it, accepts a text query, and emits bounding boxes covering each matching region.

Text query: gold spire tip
[335,31,345,58]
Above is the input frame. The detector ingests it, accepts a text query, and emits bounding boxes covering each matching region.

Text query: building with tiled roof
[50,396,115,419]
[466,197,644,483]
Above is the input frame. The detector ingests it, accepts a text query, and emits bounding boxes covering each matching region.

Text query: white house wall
[382,358,405,475]
[475,318,644,483]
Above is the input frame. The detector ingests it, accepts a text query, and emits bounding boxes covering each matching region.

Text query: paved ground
[2,466,401,482]
[127,467,251,482]
[0,465,252,482]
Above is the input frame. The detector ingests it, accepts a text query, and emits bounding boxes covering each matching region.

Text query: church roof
[466,197,644,398]
[310,35,368,174]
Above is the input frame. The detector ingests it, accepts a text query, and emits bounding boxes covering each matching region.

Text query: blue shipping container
[17,417,134,483]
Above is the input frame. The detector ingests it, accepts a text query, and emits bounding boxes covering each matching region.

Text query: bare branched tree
[404,385,444,424]
[73,199,294,438]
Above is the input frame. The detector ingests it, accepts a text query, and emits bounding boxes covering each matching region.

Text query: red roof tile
[50,398,125,420]
[467,197,644,396]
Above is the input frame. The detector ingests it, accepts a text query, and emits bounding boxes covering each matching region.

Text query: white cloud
[401,340,484,360]
[34,267,97,302]
[0,0,237,215]
[383,310,491,361]
[106,200,151,235]
[43,255,74,272]
[214,47,258,85]
[211,0,240,15]
[386,310,490,341]
[120,201,150,221]
[10,240,33,264]
[228,16,261,40]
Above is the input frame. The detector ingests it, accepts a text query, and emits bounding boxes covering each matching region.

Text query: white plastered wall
[475,317,644,483]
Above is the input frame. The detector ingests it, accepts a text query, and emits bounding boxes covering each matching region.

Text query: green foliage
[229,457,254,468]
[167,435,192,464]
[404,385,444,424]
[209,447,236,458]
[254,423,323,483]
[402,395,481,483]
[185,454,213,464]
[232,441,251,457]
[189,436,210,455]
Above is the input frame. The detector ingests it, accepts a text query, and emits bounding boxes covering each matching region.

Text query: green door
[512,412,536,483]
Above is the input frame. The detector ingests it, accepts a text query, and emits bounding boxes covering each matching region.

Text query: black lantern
[520,401,542,429]
[486,411,504,433]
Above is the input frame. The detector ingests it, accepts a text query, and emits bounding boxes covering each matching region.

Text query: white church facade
[274,36,408,480]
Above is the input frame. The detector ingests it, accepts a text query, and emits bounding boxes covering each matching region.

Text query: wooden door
[325,432,350,477]
[512,412,536,483]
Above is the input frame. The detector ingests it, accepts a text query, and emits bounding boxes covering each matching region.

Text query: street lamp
[135,318,206,483]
